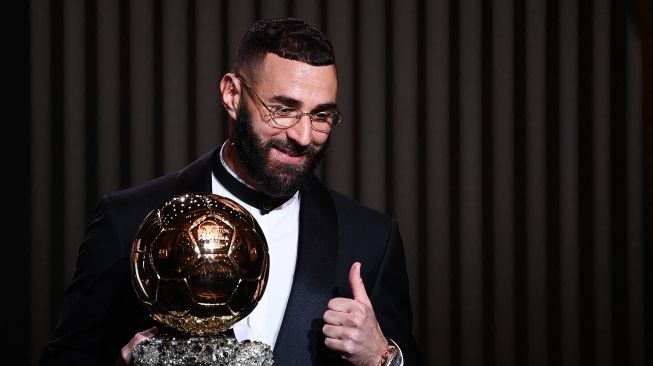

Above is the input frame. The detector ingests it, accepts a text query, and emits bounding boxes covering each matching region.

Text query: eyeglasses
[236,76,342,133]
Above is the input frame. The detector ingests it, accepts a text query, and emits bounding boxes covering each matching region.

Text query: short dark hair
[233,17,335,81]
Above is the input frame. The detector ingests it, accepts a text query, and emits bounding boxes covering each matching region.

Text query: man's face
[232,54,338,197]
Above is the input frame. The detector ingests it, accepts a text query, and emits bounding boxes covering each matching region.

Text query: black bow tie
[212,151,294,215]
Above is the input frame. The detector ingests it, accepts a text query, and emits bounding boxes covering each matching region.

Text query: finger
[141,326,159,338]
[323,322,363,342]
[134,326,158,344]
[324,337,354,356]
[328,297,357,312]
[322,323,348,339]
[120,327,159,364]
[323,309,354,326]
[349,262,371,306]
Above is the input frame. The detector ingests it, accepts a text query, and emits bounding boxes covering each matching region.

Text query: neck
[215,143,295,214]
[223,139,263,192]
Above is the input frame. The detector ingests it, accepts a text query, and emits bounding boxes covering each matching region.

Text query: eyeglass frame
[235,75,342,133]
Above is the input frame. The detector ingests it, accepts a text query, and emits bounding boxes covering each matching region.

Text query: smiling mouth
[278,147,303,157]
[271,147,307,164]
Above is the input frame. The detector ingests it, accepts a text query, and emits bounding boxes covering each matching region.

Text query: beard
[232,103,330,197]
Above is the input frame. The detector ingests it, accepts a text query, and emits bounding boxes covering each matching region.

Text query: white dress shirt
[211,144,300,349]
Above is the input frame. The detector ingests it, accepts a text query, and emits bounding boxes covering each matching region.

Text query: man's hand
[322,262,388,366]
[116,326,158,366]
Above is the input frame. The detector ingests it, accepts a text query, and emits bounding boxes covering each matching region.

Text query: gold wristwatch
[378,342,399,366]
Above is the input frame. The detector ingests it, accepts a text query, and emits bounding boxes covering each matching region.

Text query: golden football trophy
[130,193,273,365]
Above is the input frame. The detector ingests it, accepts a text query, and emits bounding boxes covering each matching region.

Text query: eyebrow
[268,95,338,112]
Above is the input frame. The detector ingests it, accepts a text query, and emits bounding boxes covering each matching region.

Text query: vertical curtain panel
[30,0,651,365]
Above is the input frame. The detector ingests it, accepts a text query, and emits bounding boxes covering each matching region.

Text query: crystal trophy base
[132,332,274,366]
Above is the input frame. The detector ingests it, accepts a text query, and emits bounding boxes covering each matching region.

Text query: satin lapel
[273,176,339,365]
[170,148,216,196]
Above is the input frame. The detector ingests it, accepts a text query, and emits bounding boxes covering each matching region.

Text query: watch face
[381,344,399,366]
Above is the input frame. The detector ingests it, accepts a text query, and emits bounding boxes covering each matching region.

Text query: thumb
[349,262,371,306]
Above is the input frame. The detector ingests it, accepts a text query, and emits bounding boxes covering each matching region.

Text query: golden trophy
[130,193,272,365]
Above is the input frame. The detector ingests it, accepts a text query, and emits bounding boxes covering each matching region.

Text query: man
[41,18,417,365]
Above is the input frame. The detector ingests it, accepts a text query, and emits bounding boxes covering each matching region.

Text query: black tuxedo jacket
[41,149,418,365]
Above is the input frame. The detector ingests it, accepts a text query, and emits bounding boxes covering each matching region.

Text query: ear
[219,73,241,121]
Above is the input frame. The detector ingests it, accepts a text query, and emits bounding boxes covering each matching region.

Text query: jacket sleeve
[370,220,420,366]
[40,195,153,366]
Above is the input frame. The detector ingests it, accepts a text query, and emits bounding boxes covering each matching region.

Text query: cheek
[249,115,280,141]
[245,103,275,132]
[311,131,330,146]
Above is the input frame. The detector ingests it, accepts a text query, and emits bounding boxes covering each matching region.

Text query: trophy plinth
[131,193,272,365]
[133,333,273,366]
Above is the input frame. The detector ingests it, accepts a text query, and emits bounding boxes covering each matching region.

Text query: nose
[285,114,313,147]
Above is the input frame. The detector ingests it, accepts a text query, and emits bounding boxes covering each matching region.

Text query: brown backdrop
[24,0,652,365]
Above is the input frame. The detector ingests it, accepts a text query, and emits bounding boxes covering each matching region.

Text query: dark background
[6,0,653,365]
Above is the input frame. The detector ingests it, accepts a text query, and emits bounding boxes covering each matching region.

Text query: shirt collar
[213,142,296,215]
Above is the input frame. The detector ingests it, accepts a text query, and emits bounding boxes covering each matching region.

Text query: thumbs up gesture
[322,262,389,366]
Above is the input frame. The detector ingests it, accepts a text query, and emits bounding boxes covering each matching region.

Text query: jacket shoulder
[108,173,176,212]
[106,147,215,216]
[98,173,178,244]
[327,189,394,228]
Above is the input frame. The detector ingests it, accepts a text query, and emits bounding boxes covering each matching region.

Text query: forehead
[255,53,338,104]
